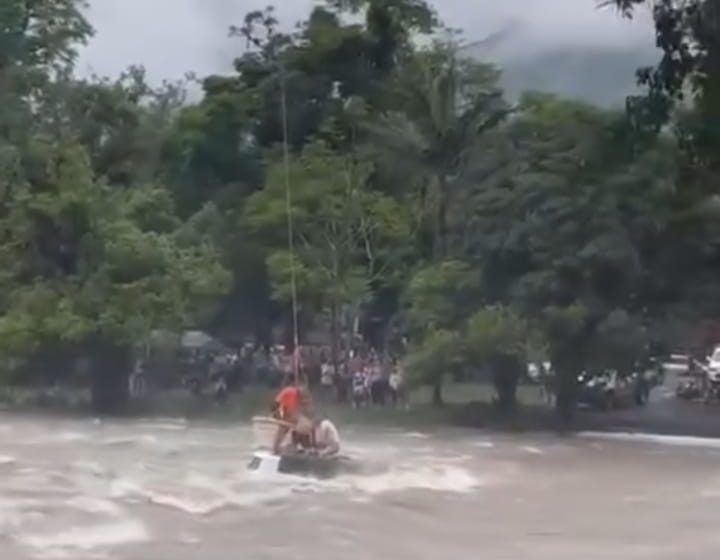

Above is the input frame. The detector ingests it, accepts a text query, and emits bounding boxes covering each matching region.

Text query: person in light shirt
[313,417,341,457]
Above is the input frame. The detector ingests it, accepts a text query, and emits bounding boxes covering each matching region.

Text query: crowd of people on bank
[132,336,409,409]
[272,345,408,409]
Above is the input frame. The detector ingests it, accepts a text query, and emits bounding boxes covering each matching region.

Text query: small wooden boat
[248,416,356,478]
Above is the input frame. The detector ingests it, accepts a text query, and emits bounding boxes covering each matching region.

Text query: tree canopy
[1,0,720,419]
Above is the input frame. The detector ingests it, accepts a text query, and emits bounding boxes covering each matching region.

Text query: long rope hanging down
[279,67,301,385]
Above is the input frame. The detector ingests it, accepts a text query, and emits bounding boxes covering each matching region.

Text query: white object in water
[247,450,282,475]
[247,449,350,478]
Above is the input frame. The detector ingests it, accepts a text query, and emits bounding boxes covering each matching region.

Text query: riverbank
[2,381,720,438]
[0,383,516,427]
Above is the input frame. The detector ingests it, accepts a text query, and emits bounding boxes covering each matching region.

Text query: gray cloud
[77,0,655,84]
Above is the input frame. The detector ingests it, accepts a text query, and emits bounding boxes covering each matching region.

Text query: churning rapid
[1,414,719,559]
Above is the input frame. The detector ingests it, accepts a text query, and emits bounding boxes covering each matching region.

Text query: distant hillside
[467,23,660,106]
[498,46,660,106]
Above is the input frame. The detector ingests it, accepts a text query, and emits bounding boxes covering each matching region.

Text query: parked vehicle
[703,346,720,402]
[578,370,649,411]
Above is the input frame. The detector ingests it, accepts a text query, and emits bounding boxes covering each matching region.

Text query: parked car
[578,370,649,411]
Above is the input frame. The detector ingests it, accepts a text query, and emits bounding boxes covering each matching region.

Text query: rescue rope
[279,66,300,384]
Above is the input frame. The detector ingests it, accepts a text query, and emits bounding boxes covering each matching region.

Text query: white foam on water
[0,454,16,465]
[71,461,106,477]
[579,431,720,449]
[344,465,481,495]
[135,422,187,431]
[145,493,231,515]
[177,533,201,545]
[109,466,307,515]
[411,446,438,454]
[0,497,46,532]
[442,454,474,463]
[107,449,482,516]
[402,432,430,439]
[115,483,298,515]
[65,496,123,516]
[101,434,159,447]
[24,431,91,446]
[0,415,487,528]
[17,519,149,558]
[522,446,544,455]
[622,494,650,503]
[138,417,187,425]
[108,478,144,501]
[58,432,92,443]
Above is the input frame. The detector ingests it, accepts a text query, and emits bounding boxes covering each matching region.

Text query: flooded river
[1,413,719,559]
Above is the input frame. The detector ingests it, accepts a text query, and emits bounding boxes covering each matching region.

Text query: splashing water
[0,415,486,559]
[2,414,720,560]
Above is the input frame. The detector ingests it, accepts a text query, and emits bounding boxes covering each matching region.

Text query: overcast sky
[77,0,655,85]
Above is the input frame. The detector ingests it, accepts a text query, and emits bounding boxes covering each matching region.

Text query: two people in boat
[271,381,340,457]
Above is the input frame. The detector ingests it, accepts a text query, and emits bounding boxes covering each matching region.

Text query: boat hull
[248,450,356,479]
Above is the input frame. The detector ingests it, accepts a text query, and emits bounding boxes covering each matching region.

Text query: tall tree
[0,139,229,411]
[610,0,720,172]
[403,259,480,403]
[0,0,92,142]
[364,44,509,261]
[0,0,92,73]
[465,93,680,419]
[245,141,410,369]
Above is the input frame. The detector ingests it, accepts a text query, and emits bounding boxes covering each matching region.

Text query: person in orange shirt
[273,383,300,421]
[271,382,313,454]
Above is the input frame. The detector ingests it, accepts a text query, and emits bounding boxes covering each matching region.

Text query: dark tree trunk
[550,320,595,425]
[31,344,76,386]
[432,381,443,406]
[329,303,349,402]
[90,338,132,414]
[254,318,272,351]
[330,303,340,379]
[434,187,449,260]
[491,354,520,414]
[553,357,581,425]
[555,371,576,424]
[283,310,296,352]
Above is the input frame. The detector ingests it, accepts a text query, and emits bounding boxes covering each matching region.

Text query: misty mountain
[468,22,660,106]
[76,1,658,107]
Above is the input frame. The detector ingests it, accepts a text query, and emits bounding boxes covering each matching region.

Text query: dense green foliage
[1,0,719,418]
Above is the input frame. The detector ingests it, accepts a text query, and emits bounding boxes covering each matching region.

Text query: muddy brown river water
[0,413,719,559]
